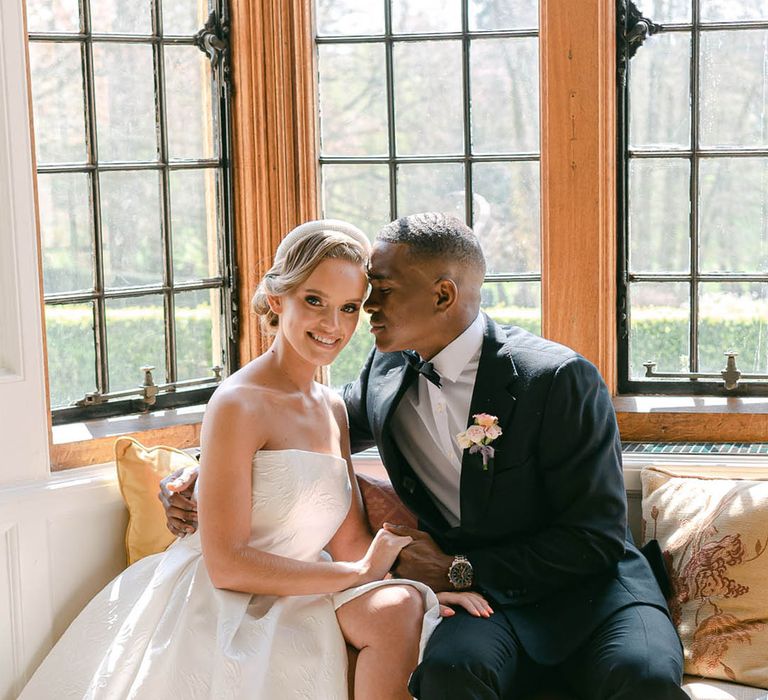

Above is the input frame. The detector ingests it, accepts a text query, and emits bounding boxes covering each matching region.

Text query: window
[26,0,236,424]
[313,0,542,388]
[619,0,768,396]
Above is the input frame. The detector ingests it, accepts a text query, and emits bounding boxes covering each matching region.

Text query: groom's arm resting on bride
[344,351,628,606]
[195,386,411,596]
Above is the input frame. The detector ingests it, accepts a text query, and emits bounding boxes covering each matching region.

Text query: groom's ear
[434,278,458,311]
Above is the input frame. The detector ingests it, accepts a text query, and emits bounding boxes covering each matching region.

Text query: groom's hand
[158,466,200,537]
[383,523,454,592]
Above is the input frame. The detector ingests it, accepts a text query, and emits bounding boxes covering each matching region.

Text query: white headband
[274,219,371,263]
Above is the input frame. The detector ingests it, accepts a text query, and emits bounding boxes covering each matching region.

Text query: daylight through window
[620,0,768,395]
[314,0,542,388]
[26,0,236,422]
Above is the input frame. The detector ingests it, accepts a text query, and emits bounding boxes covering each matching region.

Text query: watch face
[450,561,473,589]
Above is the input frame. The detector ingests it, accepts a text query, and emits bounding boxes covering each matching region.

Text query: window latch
[617,0,661,83]
[194,9,230,71]
[643,352,768,390]
[76,365,224,411]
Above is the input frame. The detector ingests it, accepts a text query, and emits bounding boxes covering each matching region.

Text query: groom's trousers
[408,603,688,700]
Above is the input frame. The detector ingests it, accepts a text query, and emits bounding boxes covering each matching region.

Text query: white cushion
[684,676,768,700]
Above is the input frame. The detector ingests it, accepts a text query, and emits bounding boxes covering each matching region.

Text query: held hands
[158,465,200,537]
[383,523,454,593]
[383,524,494,618]
[358,528,413,584]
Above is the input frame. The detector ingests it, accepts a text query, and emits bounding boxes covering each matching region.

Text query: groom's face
[364,241,443,358]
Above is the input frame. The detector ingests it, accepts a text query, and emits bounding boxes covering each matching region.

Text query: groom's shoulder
[496,323,590,376]
[367,349,407,376]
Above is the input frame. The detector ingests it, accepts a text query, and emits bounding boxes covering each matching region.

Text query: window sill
[614,395,768,442]
[50,405,205,471]
[49,394,768,470]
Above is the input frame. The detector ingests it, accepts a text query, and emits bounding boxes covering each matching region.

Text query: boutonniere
[456,413,502,471]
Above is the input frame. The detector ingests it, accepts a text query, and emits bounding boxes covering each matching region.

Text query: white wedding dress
[20,449,441,699]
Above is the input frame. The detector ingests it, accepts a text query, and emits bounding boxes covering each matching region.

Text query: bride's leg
[336,584,424,700]
[346,645,358,698]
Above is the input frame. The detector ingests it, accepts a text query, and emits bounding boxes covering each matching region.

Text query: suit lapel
[370,362,412,486]
[459,316,518,527]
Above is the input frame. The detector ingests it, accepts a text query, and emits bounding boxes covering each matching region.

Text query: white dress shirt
[390,313,484,526]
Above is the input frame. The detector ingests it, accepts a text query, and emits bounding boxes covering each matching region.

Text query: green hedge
[629,316,768,377]
[45,306,767,407]
[46,306,216,408]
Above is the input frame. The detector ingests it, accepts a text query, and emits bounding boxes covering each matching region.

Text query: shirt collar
[428,313,484,384]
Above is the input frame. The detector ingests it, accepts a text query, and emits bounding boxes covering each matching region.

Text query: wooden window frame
[48,0,768,468]
[541,0,768,442]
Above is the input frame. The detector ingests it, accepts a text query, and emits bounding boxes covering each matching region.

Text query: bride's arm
[198,387,409,596]
[325,394,376,564]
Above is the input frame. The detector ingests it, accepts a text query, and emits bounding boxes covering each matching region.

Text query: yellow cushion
[642,465,768,690]
[114,436,198,566]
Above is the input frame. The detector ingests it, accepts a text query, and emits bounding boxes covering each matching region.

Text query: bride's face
[271,257,368,366]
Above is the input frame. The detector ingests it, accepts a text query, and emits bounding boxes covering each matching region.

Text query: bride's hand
[358,529,413,583]
[437,591,494,618]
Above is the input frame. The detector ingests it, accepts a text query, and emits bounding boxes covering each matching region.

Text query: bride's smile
[268,255,368,367]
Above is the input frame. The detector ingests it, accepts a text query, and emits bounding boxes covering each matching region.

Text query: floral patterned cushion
[642,465,768,690]
[355,472,417,533]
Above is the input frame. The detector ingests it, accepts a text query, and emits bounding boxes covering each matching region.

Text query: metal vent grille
[622,442,768,456]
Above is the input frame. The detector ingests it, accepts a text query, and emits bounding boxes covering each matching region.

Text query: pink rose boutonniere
[456,413,502,471]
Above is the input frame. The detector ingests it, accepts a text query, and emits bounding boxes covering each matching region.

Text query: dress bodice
[246,449,352,562]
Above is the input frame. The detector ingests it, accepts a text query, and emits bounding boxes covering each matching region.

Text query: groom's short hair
[377,213,486,276]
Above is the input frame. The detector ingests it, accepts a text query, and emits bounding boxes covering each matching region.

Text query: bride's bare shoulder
[206,360,290,416]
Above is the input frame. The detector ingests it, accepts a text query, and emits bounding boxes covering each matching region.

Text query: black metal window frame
[617,2,768,397]
[315,1,541,291]
[28,0,238,424]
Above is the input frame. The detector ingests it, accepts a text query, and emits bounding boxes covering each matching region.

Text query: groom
[161,213,686,699]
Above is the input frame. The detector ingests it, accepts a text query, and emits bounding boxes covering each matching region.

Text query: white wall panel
[0,0,50,484]
[0,465,126,699]
[0,525,23,700]
[48,507,127,642]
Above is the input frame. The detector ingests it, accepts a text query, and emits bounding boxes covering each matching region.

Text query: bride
[20,220,489,700]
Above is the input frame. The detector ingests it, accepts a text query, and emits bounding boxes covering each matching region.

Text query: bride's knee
[370,585,424,636]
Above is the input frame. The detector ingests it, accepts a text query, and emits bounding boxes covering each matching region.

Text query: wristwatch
[448,554,474,590]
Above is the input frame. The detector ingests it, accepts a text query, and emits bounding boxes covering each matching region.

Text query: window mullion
[152,0,177,386]
[688,0,701,375]
[214,0,239,371]
[383,0,397,221]
[460,0,473,227]
[81,0,110,395]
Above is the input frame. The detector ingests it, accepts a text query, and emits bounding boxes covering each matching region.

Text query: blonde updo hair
[252,219,371,334]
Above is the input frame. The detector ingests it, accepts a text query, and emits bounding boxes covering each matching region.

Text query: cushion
[355,472,416,532]
[642,465,768,689]
[115,436,198,566]
[683,675,768,699]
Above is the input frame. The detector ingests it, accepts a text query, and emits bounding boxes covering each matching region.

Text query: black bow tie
[403,350,442,388]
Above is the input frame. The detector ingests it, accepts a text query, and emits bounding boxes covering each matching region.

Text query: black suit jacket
[343,315,670,665]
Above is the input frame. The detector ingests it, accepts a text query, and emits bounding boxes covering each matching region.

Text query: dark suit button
[402,477,416,494]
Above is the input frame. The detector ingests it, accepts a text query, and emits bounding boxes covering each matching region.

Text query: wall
[0,0,50,483]
[0,466,127,700]
[0,8,94,698]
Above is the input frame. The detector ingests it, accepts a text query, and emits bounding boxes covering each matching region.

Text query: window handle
[643,352,768,391]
